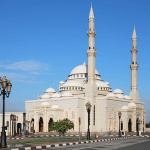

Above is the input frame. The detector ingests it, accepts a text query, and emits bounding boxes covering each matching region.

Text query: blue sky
[0,0,150,122]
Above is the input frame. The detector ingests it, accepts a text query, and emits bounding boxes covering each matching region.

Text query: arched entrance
[30,118,34,132]
[128,118,132,132]
[48,118,53,132]
[39,117,43,132]
[136,118,139,132]
[17,123,21,135]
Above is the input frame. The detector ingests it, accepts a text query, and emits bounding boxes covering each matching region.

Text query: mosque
[25,5,146,134]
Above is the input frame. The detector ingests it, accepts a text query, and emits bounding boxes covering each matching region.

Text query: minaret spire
[132,26,137,39]
[89,3,94,20]
[129,26,139,102]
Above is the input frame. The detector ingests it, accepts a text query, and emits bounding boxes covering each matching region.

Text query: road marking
[46,145,51,148]
[36,146,42,149]
[25,147,31,150]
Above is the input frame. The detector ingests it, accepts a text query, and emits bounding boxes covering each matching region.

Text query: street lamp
[118,112,122,137]
[85,102,92,140]
[0,76,12,148]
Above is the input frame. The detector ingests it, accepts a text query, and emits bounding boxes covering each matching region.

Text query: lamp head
[0,77,2,89]
[2,76,7,89]
[7,80,12,93]
[85,102,92,111]
[118,112,122,117]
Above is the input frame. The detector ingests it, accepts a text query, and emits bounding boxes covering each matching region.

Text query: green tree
[49,118,74,138]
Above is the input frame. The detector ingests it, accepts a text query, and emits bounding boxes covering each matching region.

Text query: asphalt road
[48,136,150,150]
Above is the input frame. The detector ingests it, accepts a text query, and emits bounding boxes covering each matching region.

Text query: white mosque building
[25,5,146,134]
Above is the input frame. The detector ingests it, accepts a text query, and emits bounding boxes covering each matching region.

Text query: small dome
[124,95,132,100]
[59,81,64,84]
[45,87,56,93]
[105,82,109,85]
[70,62,99,75]
[128,102,136,107]
[113,89,123,94]
[62,92,73,97]
[117,95,124,98]
[96,81,109,87]
[51,105,59,108]
[41,102,49,106]
[121,105,129,109]
[107,93,117,97]
[62,80,82,87]
[51,93,61,98]
[41,94,51,99]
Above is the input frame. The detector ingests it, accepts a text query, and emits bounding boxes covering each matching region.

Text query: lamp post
[0,76,12,148]
[85,102,92,140]
[137,120,141,136]
[118,112,122,137]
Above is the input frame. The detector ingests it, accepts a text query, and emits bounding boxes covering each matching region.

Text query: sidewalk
[1,135,136,150]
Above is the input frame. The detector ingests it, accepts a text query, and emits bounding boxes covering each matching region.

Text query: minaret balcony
[87,31,96,35]
[130,48,138,52]
[130,64,139,70]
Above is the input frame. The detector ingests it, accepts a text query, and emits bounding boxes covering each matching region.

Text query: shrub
[49,118,74,138]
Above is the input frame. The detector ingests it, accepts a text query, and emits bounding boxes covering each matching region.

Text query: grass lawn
[7,137,88,145]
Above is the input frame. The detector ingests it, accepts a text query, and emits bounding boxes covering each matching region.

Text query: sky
[0,0,150,122]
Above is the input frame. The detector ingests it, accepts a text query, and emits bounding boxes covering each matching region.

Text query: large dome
[70,62,99,75]
[62,80,82,87]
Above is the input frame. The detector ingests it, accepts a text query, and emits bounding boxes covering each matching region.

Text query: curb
[7,134,149,140]
[7,136,134,150]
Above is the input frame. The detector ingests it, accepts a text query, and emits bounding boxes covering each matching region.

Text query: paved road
[48,137,150,150]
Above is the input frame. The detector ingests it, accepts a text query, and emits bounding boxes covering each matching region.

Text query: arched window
[93,105,95,125]
[109,111,111,118]
[72,111,75,119]
[65,112,68,118]
[114,112,116,118]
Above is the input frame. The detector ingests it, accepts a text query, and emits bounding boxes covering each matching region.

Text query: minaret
[85,4,98,133]
[129,26,139,102]
[87,4,97,83]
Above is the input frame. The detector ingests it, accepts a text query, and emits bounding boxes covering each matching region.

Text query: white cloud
[28,72,52,75]
[0,72,44,84]
[0,60,49,71]
[16,80,44,84]
[0,72,31,79]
